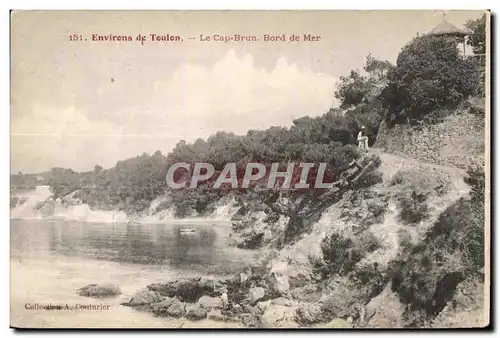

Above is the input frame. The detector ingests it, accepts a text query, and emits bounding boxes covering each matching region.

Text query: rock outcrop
[147,277,223,302]
[124,288,162,306]
[77,284,121,298]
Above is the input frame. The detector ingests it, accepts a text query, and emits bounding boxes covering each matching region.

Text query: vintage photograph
[10,10,489,329]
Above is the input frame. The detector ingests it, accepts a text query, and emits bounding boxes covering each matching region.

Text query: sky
[10,10,485,173]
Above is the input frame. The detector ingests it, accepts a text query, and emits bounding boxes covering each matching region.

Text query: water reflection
[11,220,236,270]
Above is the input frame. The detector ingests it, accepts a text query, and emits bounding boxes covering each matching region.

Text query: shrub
[397,186,430,224]
[381,35,480,126]
[367,198,388,221]
[350,263,387,299]
[462,166,485,272]
[397,228,414,254]
[392,169,449,196]
[393,171,434,224]
[174,199,195,218]
[356,170,383,189]
[465,165,485,201]
[320,233,363,276]
[10,197,19,209]
[357,231,382,253]
[392,170,446,224]
[468,97,485,115]
[309,254,330,280]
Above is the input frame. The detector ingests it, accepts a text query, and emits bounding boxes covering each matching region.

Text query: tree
[364,54,394,84]
[465,14,487,97]
[380,35,480,125]
[334,70,370,108]
[465,14,486,56]
[47,167,82,198]
[334,55,394,110]
[93,165,103,174]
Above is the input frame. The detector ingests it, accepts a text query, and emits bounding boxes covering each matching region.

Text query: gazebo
[427,16,468,55]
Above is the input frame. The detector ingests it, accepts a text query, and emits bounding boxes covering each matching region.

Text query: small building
[427,16,468,55]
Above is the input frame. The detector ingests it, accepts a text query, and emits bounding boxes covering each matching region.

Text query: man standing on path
[357,126,369,150]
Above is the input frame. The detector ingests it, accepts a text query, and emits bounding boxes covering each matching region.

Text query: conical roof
[428,19,467,37]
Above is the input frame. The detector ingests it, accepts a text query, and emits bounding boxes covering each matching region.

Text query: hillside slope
[374,109,485,170]
[265,149,476,328]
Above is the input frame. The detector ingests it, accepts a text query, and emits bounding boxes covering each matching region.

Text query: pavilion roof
[428,19,467,37]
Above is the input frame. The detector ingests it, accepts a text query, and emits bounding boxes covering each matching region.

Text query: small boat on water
[179,228,196,234]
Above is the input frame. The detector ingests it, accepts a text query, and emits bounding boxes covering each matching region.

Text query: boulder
[235,231,265,249]
[147,278,222,302]
[240,313,261,328]
[207,309,226,321]
[242,304,262,317]
[33,200,56,218]
[260,304,299,328]
[271,275,290,296]
[77,284,121,298]
[198,277,225,294]
[197,295,223,310]
[127,288,162,306]
[248,287,266,305]
[151,297,178,315]
[148,279,199,301]
[271,297,293,307]
[166,302,186,318]
[186,304,208,321]
[294,303,331,326]
[315,318,352,328]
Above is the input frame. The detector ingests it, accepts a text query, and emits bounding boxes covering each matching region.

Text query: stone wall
[374,110,485,170]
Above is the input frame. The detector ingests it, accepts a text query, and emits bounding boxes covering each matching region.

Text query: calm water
[10,219,256,328]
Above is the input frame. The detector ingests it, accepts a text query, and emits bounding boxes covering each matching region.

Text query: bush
[392,170,435,224]
[462,166,485,272]
[320,233,363,276]
[309,254,330,280]
[397,228,414,254]
[10,196,19,209]
[356,170,383,189]
[381,35,481,126]
[397,186,430,224]
[468,97,485,115]
[392,169,449,196]
[367,198,388,220]
[357,231,382,253]
[350,263,387,299]
[174,199,195,218]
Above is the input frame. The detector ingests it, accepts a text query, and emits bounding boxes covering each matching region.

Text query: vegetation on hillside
[388,166,485,326]
[380,35,481,126]
[11,172,42,194]
[37,54,398,215]
[465,13,487,97]
[465,14,487,58]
